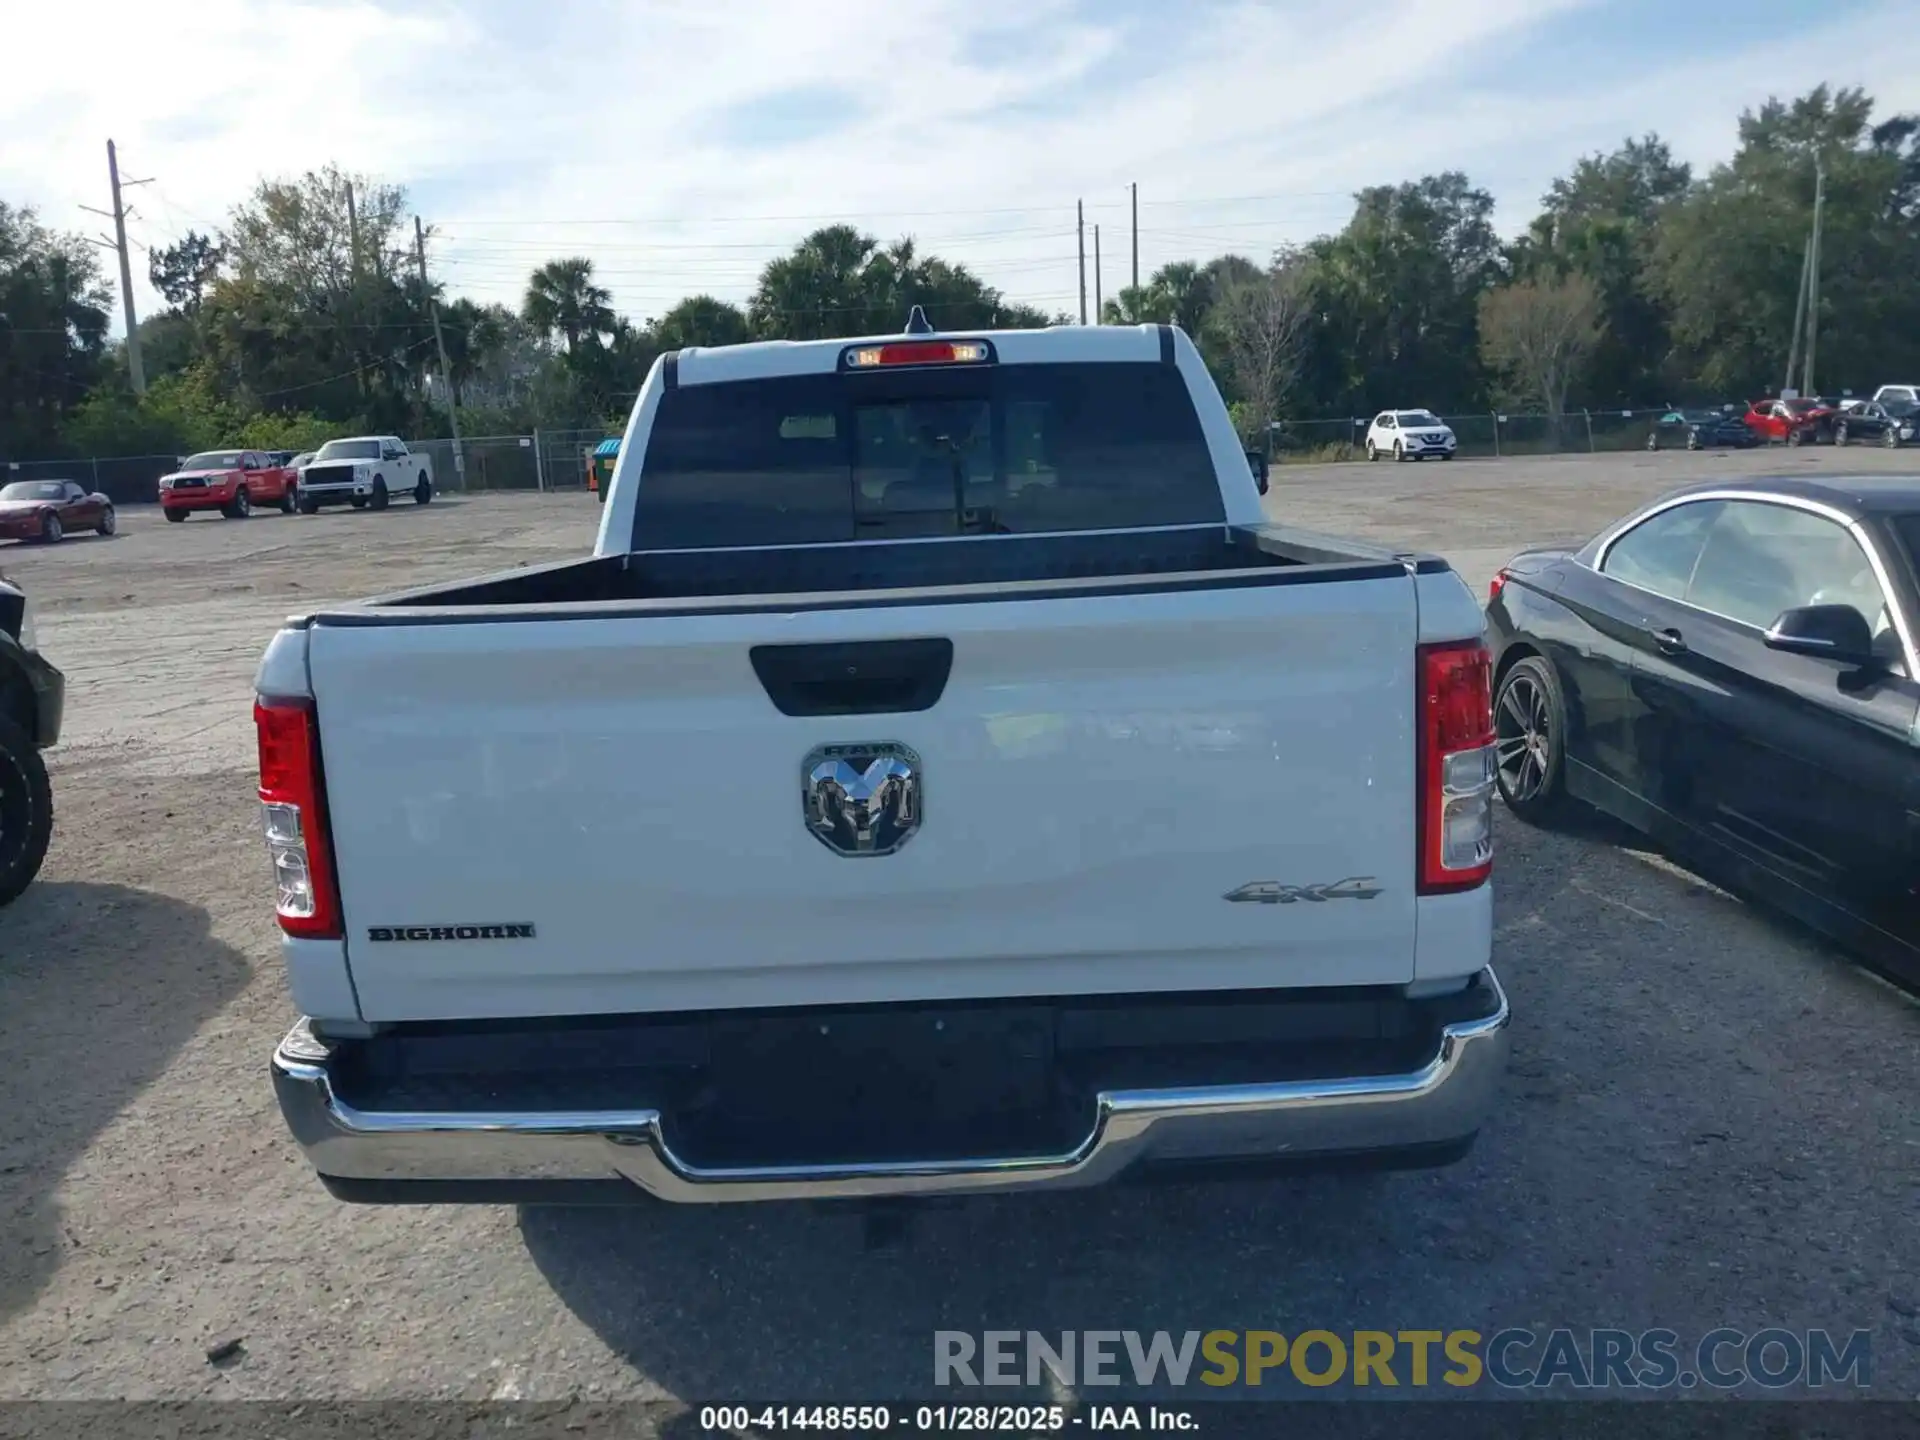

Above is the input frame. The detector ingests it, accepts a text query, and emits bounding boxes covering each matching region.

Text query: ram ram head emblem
[802,742,923,856]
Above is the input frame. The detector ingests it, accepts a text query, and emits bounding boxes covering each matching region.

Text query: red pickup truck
[159,449,298,521]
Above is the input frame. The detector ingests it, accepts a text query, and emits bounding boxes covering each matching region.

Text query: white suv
[1366,410,1457,462]
[1871,385,1918,411]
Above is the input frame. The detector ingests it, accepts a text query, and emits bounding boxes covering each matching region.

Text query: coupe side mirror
[1764,604,1876,666]
[1246,449,1270,495]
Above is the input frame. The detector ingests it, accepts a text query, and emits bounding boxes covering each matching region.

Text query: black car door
[1551,498,1727,810]
[1631,497,1920,900]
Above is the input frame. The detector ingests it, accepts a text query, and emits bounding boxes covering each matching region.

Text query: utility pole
[414,216,465,483]
[1076,200,1087,325]
[1094,225,1103,323]
[1130,182,1139,292]
[82,140,152,394]
[1783,234,1811,396]
[1802,154,1826,399]
[346,180,362,280]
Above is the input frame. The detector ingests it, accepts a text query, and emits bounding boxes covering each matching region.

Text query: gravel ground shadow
[0,881,250,1323]
[516,1167,1474,1399]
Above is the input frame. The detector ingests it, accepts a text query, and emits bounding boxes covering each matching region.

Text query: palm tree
[522,257,613,354]
[749,226,880,340]
[1101,285,1167,325]
[652,295,753,350]
[1152,262,1213,336]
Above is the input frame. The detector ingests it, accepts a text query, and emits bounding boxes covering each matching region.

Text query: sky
[6,0,1919,335]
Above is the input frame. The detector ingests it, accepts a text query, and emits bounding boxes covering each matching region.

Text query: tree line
[2,83,1916,463]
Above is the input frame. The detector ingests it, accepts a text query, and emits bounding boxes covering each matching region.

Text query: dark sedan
[1645,407,1758,451]
[1832,401,1915,448]
[1486,476,1920,987]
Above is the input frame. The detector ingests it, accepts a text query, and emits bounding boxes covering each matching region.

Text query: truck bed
[318,523,1446,623]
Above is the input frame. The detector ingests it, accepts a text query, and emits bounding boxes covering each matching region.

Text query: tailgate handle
[750,638,954,717]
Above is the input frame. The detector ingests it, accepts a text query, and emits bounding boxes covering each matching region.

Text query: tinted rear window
[628,362,1226,550]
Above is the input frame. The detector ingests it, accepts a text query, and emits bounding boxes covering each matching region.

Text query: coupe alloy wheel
[1495,670,1552,803]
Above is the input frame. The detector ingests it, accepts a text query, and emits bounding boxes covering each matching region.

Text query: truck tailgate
[308,576,1420,1022]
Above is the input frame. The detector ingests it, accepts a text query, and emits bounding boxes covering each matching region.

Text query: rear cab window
[628,361,1226,550]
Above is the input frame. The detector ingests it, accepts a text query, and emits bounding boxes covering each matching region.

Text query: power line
[432,224,1076,253]
[435,258,1079,282]
[254,337,436,400]
[426,186,1443,229]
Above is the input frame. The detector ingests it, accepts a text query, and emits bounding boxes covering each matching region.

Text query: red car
[0,479,117,544]
[1742,397,1834,446]
[159,449,298,521]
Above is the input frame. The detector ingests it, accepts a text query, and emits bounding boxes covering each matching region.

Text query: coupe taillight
[255,696,342,938]
[1416,640,1496,894]
[1488,570,1509,604]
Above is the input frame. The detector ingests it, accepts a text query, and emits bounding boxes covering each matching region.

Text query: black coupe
[1645,407,1759,451]
[1487,476,1920,986]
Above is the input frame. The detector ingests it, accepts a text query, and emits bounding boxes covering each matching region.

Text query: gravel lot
[2,449,1919,1403]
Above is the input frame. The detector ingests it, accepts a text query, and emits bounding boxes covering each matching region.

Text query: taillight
[1488,570,1509,604]
[255,696,342,938]
[1416,640,1495,894]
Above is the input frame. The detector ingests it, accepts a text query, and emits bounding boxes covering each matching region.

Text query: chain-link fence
[408,430,612,494]
[410,435,541,493]
[536,428,615,494]
[0,431,626,503]
[1265,407,1706,464]
[0,406,1766,502]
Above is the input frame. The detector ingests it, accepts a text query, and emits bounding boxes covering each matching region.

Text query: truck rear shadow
[0,881,249,1324]
[516,1166,1434,1401]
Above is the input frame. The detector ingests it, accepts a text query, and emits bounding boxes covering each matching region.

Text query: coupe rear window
[182,452,244,470]
[629,362,1227,550]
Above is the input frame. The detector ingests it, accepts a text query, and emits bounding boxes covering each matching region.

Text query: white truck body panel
[309,571,1423,1022]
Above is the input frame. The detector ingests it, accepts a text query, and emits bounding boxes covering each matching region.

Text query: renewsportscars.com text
[934,1328,1872,1391]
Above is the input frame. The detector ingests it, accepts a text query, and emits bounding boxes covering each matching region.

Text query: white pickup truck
[260,316,1507,1206]
[295,435,434,513]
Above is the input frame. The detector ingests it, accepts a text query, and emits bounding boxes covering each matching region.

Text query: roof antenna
[905,305,933,335]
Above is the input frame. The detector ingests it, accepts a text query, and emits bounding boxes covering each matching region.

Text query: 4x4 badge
[1224,878,1383,904]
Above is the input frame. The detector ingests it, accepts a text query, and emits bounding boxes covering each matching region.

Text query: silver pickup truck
[258,317,1507,1205]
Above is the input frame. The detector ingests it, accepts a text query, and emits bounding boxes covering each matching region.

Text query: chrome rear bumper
[272,969,1508,1203]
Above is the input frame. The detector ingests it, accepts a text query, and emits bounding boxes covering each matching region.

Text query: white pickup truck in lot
[258,316,1507,1205]
[295,435,434,513]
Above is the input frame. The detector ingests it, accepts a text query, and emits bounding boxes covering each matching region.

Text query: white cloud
[5,0,1918,332]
